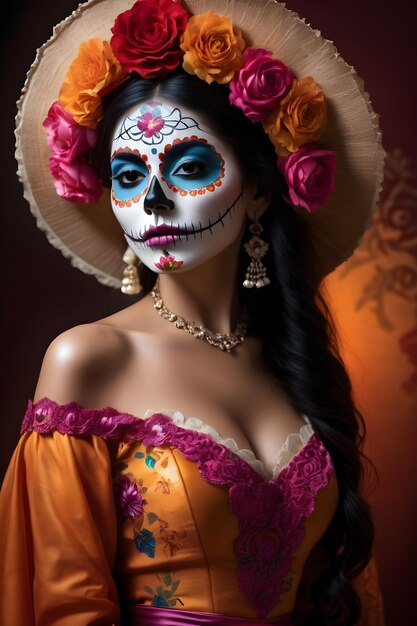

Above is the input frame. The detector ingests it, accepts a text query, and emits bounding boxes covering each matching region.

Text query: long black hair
[94,70,375,626]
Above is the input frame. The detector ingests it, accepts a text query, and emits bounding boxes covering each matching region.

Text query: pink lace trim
[22,397,334,619]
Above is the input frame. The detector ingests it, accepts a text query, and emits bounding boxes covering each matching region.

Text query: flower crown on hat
[43,0,336,214]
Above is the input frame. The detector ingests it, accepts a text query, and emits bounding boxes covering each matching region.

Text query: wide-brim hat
[15,0,385,288]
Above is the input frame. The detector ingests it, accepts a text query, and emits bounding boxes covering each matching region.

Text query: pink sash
[126,604,293,625]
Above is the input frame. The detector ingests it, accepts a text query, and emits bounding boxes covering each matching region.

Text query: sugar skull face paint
[110,98,251,273]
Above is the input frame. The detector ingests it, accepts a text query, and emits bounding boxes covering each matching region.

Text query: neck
[157,241,242,335]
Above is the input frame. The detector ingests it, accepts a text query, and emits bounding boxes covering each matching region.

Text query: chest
[97,333,308,478]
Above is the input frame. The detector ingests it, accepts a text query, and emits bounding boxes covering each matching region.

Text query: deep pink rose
[110,0,189,79]
[229,48,294,122]
[278,145,336,213]
[49,156,102,203]
[43,102,97,159]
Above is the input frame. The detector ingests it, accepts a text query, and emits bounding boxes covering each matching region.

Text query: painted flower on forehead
[138,100,165,138]
[110,0,189,79]
[137,109,165,138]
[278,145,336,213]
[263,76,327,156]
[180,12,245,84]
[229,48,294,122]
[155,255,184,271]
[59,38,125,129]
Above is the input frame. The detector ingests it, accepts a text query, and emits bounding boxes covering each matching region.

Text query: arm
[0,325,126,626]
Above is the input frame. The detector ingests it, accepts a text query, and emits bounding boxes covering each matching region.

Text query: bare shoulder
[34,321,133,406]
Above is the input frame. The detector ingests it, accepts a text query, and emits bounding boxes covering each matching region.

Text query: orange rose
[180,12,245,84]
[263,76,327,155]
[59,38,125,128]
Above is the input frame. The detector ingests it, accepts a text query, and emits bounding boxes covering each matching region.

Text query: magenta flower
[43,101,97,160]
[278,145,336,213]
[155,254,184,271]
[229,48,294,122]
[48,155,102,203]
[113,474,145,519]
[138,111,165,137]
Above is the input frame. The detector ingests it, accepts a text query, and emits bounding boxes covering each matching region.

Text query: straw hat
[15,0,385,287]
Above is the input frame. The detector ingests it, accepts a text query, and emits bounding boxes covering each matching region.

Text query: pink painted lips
[141,224,183,247]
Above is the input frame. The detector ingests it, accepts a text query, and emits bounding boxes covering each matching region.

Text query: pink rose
[278,145,336,213]
[43,102,97,160]
[229,48,294,122]
[49,156,102,203]
[110,0,189,79]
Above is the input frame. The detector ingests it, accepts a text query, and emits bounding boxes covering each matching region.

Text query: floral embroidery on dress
[155,476,172,494]
[113,469,157,557]
[24,398,335,619]
[158,518,187,558]
[144,572,184,608]
[133,528,156,558]
[135,445,169,470]
[113,474,146,519]
[136,508,187,558]
[229,435,333,618]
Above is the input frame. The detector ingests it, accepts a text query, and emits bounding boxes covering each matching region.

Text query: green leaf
[171,580,180,593]
[168,599,176,606]
[162,573,172,586]
[147,512,158,525]
[156,585,163,595]
[144,586,154,595]
[162,589,172,598]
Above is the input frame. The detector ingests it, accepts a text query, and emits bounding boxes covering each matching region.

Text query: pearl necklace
[150,283,248,352]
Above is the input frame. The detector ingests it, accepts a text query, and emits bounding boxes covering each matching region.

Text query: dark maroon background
[1,2,415,624]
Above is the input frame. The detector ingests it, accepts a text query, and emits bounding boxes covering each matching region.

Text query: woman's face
[110,97,253,273]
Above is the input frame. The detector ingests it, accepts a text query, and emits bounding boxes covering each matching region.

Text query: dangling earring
[121,246,141,295]
[243,221,270,288]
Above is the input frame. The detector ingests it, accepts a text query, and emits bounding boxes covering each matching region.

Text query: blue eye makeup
[111,155,149,200]
[163,142,222,191]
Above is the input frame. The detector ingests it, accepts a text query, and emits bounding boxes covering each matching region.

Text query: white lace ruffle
[143,409,314,481]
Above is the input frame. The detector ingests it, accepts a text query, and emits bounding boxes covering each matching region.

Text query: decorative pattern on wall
[338,150,417,394]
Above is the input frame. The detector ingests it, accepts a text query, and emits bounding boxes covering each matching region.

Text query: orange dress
[0,398,384,625]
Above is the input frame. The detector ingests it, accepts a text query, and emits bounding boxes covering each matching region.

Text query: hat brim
[15,0,385,287]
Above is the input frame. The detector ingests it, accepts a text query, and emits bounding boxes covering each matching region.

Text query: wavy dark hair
[94,70,375,625]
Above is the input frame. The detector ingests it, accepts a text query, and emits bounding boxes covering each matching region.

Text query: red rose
[110,0,189,79]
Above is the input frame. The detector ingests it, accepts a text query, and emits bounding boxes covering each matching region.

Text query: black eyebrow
[111,152,146,165]
[164,140,216,159]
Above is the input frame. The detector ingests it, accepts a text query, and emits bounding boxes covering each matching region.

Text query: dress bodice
[18,397,338,621]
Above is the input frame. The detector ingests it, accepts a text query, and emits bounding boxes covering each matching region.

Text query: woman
[0,0,385,624]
